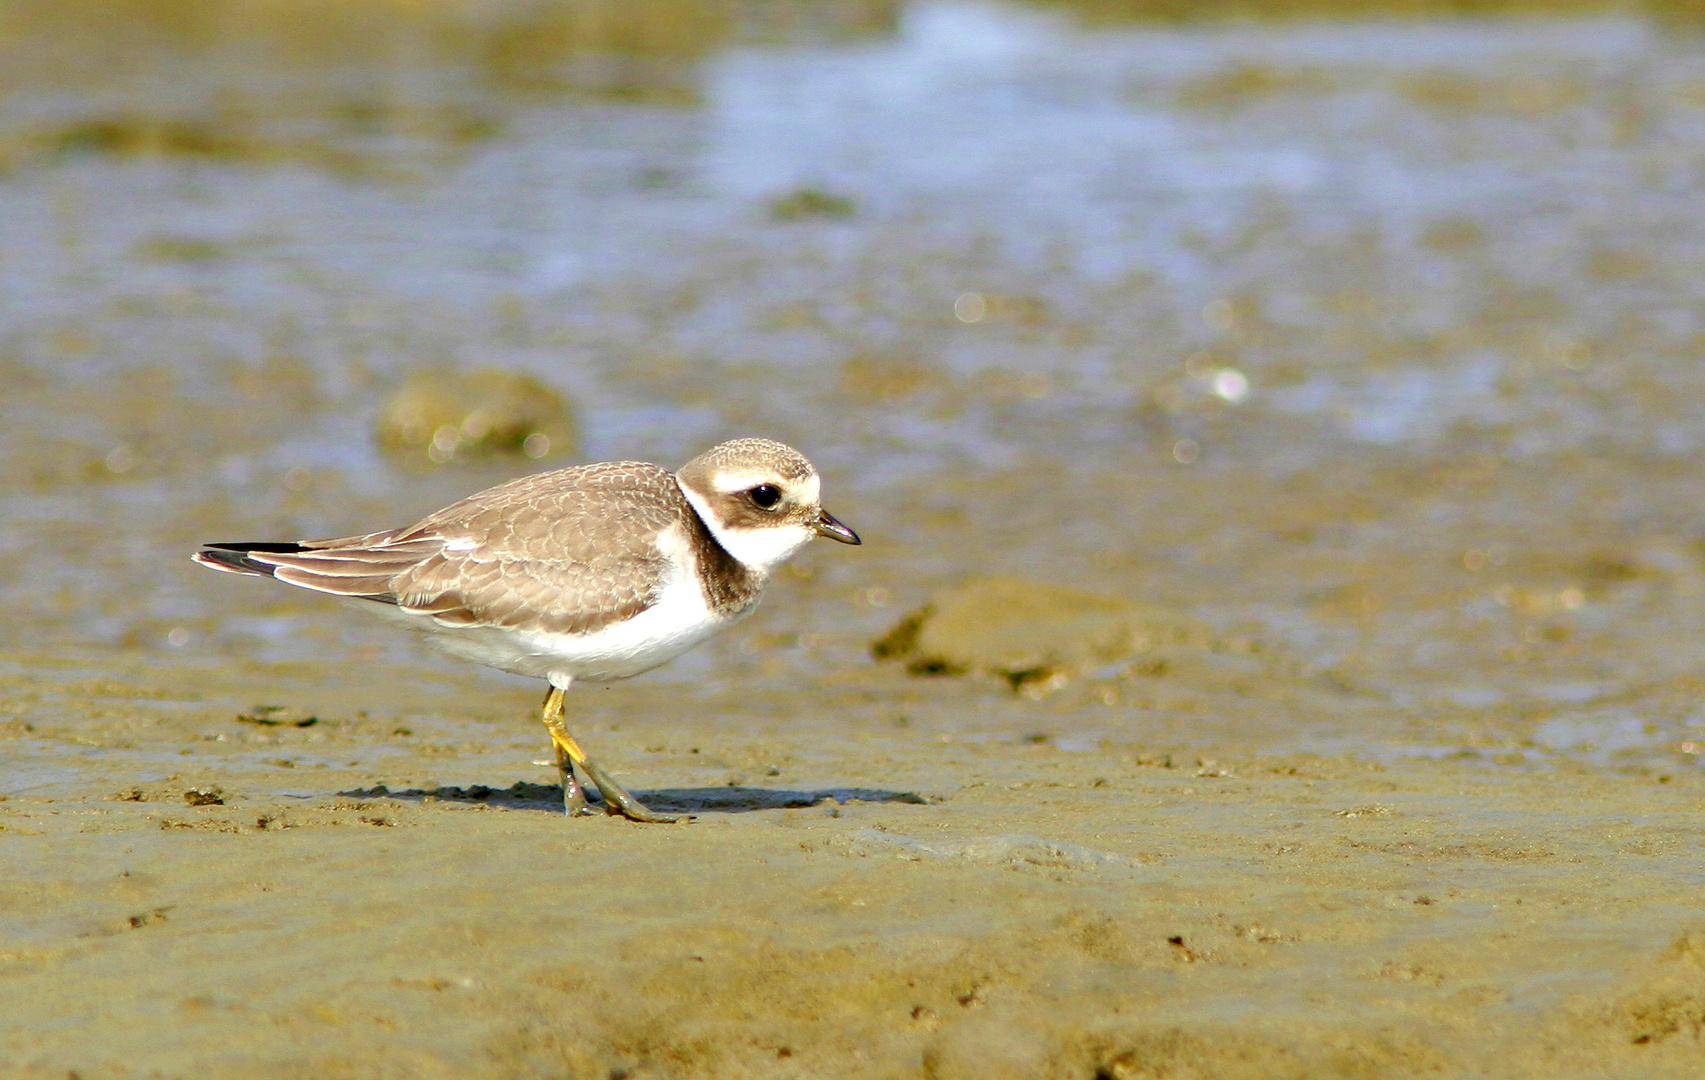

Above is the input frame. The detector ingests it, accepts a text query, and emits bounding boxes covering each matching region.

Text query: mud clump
[767,187,857,221]
[1607,928,1705,1046]
[236,705,319,728]
[873,577,1223,690]
[376,369,577,465]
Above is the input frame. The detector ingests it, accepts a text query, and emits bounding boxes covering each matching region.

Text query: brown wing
[202,461,689,635]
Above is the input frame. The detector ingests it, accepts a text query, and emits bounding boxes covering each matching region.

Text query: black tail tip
[194,541,304,576]
[202,542,307,554]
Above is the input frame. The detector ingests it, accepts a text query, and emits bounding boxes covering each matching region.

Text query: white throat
[678,482,815,576]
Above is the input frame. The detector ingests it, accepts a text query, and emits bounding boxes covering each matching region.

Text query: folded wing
[193,461,691,636]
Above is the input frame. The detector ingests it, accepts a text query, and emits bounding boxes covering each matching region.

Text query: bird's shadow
[340,780,928,815]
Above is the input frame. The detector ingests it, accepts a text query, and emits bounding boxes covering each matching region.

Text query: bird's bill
[814,509,861,545]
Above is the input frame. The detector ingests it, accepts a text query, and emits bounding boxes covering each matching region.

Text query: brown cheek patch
[716,492,791,531]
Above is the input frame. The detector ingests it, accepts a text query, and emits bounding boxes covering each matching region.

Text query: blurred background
[6,0,1705,775]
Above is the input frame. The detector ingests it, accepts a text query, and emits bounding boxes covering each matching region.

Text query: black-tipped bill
[815,509,861,545]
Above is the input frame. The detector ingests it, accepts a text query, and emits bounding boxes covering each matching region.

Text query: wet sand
[6,1,1705,1076]
[4,685,1705,1079]
[8,447,1705,1078]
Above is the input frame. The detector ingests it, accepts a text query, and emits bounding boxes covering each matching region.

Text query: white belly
[371,570,760,685]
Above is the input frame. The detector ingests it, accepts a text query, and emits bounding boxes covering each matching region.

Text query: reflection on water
[3,0,1705,772]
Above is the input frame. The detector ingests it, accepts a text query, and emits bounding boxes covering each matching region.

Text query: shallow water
[6,1,1705,756]
[4,2,1705,1077]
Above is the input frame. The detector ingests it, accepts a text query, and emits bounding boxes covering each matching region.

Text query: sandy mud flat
[3,658,1705,1079]
[6,446,1705,1080]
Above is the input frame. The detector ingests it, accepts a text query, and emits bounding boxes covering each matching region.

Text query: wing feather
[202,461,693,635]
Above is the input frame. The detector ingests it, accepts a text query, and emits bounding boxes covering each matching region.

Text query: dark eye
[748,484,782,510]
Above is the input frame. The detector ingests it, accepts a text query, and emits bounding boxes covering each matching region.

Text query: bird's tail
[192,533,430,603]
[192,542,308,577]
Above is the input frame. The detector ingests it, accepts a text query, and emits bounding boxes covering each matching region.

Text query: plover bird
[193,438,860,823]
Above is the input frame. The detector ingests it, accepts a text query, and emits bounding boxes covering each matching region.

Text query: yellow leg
[539,685,677,824]
[541,687,589,815]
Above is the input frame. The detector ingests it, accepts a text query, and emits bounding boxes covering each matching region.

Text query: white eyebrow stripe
[709,472,817,498]
[709,471,781,493]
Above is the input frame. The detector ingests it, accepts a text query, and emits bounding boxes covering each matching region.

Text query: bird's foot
[578,757,679,824]
[561,771,592,816]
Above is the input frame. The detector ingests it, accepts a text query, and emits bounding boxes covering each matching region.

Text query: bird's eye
[749,484,783,510]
